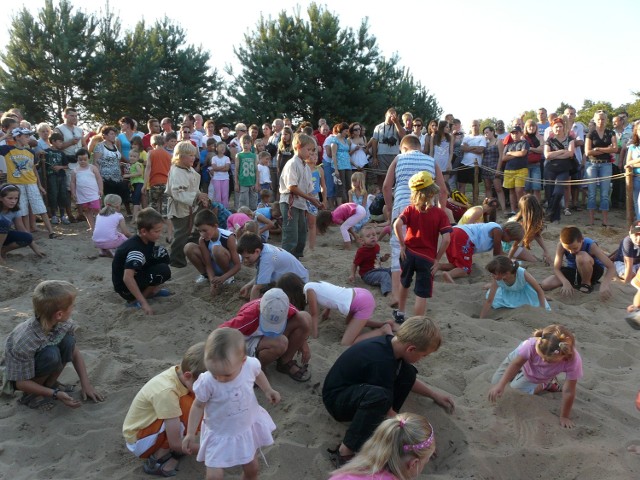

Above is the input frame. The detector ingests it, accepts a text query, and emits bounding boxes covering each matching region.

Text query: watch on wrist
[52,387,60,400]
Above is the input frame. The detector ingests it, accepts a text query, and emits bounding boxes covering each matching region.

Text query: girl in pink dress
[183,328,280,479]
[316,202,368,250]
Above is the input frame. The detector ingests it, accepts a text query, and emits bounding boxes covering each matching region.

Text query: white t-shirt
[211,155,231,181]
[303,281,353,316]
[92,212,124,243]
[461,135,487,166]
[570,123,585,163]
[258,164,271,184]
[201,134,221,149]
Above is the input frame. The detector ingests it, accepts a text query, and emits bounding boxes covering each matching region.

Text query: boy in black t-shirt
[322,316,455,467]
[42,132,69,224]
[112,208,171,315]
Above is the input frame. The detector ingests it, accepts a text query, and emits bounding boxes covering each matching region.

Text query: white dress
[74,166,100,204]
[194,356,276,468]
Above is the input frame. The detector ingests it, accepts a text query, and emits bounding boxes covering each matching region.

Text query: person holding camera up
[370,108,406,188]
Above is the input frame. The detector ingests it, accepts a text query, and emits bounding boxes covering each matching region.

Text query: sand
[1,208,640,480]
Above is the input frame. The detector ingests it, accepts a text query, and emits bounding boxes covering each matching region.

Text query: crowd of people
[2,103,640,479]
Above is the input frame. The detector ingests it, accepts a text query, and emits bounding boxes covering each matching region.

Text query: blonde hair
[171,140,197,165]
[331,413,435,480]
[293,132,315,151]
[349,171,367,197]
[515,194,544,248]
[180,341,206,378]
[36,122,52,135]
[395,316,442,352]
[238,206,253,216]
[533,324,576,360]
[410,183,440,211]
[100,194,122,216]
[32,280,78,324]
[205,328,245,365]
[501,221,524,242]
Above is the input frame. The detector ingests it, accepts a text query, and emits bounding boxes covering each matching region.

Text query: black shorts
[117,263,172,301]
[400,249,433,298]
[560,264,604,287]
[456,165,476,184]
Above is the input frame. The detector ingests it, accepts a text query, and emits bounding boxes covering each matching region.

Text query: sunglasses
[413,124,423,128]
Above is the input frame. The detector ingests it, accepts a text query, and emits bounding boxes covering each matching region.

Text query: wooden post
[627,169,635,228]
[472,159,479,205]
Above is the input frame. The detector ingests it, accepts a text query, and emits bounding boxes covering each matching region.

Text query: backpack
[369,193,385,216]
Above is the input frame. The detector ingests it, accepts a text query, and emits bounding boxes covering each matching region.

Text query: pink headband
[400,420,435,453]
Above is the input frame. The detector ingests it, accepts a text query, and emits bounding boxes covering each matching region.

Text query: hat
[510,126,523,133]
[11,127,34,137]
[630,221,640,234]
[218,122,230,129]
[409,171,434,191]
[259,288,289,337]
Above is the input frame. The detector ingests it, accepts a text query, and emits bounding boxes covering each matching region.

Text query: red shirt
[219,298,298,336]
[353,243,379,277]
[398,205,452,261]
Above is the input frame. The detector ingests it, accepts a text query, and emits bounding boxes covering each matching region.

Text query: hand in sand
[347,275,355,284]
[599,284,611,301]
[58,391,82,409]
[488,384,504,403]
[239,283,251,299]
[433,392,455,414]
[141,302,154,315]
[298,341,311,365]
[560,282,574,297]
[82,384,104,403]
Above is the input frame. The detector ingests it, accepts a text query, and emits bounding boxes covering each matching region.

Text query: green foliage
[554,101,573,116]
[575,99,615,127]
[479,117,498,131]
[520,110,536,123]
[0,1,222,127]
[225,3,441,129]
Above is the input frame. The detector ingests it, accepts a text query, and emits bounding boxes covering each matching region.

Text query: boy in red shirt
[393,171,451,323]
[349,225,394,305]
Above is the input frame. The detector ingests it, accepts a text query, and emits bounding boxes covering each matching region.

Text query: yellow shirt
[122,366,188,444]
[0,146,37,185]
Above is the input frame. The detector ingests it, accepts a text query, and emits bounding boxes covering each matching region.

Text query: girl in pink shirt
[316,202,368,250]
[92,194,131,257]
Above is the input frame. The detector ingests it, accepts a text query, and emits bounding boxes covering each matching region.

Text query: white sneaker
[564,208,572,216]
[61,215,70,225]
[51,216,60,225]
[223,276,235,285]
[195,274,209,285]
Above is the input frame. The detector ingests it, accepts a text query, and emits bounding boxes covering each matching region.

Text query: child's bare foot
[388,297,399,308]
[628,445,640,455]
[442,272,455,284]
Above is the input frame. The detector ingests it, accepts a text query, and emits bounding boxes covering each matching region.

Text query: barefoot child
[323,316,455,466]
[479,256,550,318]
[182,328,280,479]
[393,171,451,323]
[350,225,393,301]
[71,148,103,232]
[488,324,582,428]
[0,183,45,262]
[0,280,104,409]
[316,202,368,250]
[276,273,392,345]
[92,193,131,257]
[540,225,615,300]
[123,342,206,477]
[329,413,436,479]
[111,207,172,314]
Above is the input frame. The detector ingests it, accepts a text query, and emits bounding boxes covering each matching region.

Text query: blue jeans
[322,161,336,199]
[525,164,542,191]
[634,175,640,220]
[585,161,612,211]
[34,333,75,378]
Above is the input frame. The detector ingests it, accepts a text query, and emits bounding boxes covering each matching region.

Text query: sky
[3,0,640,126]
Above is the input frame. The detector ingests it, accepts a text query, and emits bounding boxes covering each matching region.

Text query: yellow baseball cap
[409,171,434,191]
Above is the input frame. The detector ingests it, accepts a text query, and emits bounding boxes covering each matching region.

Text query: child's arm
[552,242,574,297]
[534,234,552,265]
[559,379,578,428]
[411,379,455,414]
[16,378,82,408]
[143,155,152,189]
[199,238,217,286]
[254,157,260,192]
[393,217,407,261]
[255,370,281,404]
[488,354,528,402]
[306,287,320,338]
[234,156,240,192]
[70,171,77,201]
[492,228,506,256]
[523,270,547,310]
[118,217,132,238]
[123,269,154,315]
[348,261,358,283]
[319,168,327,208]
[92,165,104,197]
[479,280,498,319]
[182,399,206,454]
[71,345,104,403]
[255,214,274,234]
[432,231,451,274]
[506,240,520,259]
[590,243,616,300]
[165,417,195,454]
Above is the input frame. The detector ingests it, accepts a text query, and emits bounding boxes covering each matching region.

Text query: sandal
[578,283,593,294]
[276,359,311,382]
[53,381,76,393]
[544,377,562,393]
[151,289,172,298]
[143,453,178,477]
[48,233,57,239]
[126,300,142,309]
[327,445,354,468]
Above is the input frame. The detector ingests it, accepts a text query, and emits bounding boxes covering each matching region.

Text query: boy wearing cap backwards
[392,171,451,323]
[218,288,312,382]
[0,127,55,237]
[498,126,530,215]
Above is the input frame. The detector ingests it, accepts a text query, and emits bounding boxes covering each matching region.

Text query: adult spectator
[193,114,205,135]
[536,107,550,133]
[612,115,631,208]
[523,119,544,202]
[160,117,174,137]
[585,110,617,226]
[458,120,486,197]
[93,125,130,208]
[116,116,136,161]
[202,119,221,148]
[383,135,448,309]
[330,122,352,203]
[543,117,576,223]
[564,106,585,211]
[142,118,160,152]
[54,107,86,221]
[495,120,508,141]
[314,122,329,149]
[370,108,406,187]
[498,126,529,215]
[402,112,413,134]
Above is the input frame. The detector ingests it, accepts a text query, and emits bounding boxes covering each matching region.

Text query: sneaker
[563,208,572,216]
[195,274,209,285]
[392,309,405,324]
[61,215,70,225]
[332,172,342,185]
[51,215,60,225]
[223,276,235,285]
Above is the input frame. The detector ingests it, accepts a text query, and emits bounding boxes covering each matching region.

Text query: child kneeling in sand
[540,225,615,300]
[111,208,172,315]
[122,342,206,477]
[488,324,582,428]
[0,280,103,409]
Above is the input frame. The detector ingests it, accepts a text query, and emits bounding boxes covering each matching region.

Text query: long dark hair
[434,120,451,147]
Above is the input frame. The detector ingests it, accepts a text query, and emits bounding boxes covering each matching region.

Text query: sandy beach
[1,207,640,480]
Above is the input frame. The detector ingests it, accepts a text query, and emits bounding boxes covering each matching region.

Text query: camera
[381,136,397,146]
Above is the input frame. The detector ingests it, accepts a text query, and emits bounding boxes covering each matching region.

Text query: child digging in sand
[0,280,104,409]
[123,342,206,477]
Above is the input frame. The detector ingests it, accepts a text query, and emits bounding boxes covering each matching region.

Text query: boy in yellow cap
[392,171,452,322]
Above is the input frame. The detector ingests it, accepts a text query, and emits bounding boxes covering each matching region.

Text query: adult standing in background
[93,125,130,211]
[142,118,161,152]
[564,106,585,211]
[458,120,486,197]
[55,106,86,223]
[370,108,405,188]
[585,110,617,227]
[116,116,136,161]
